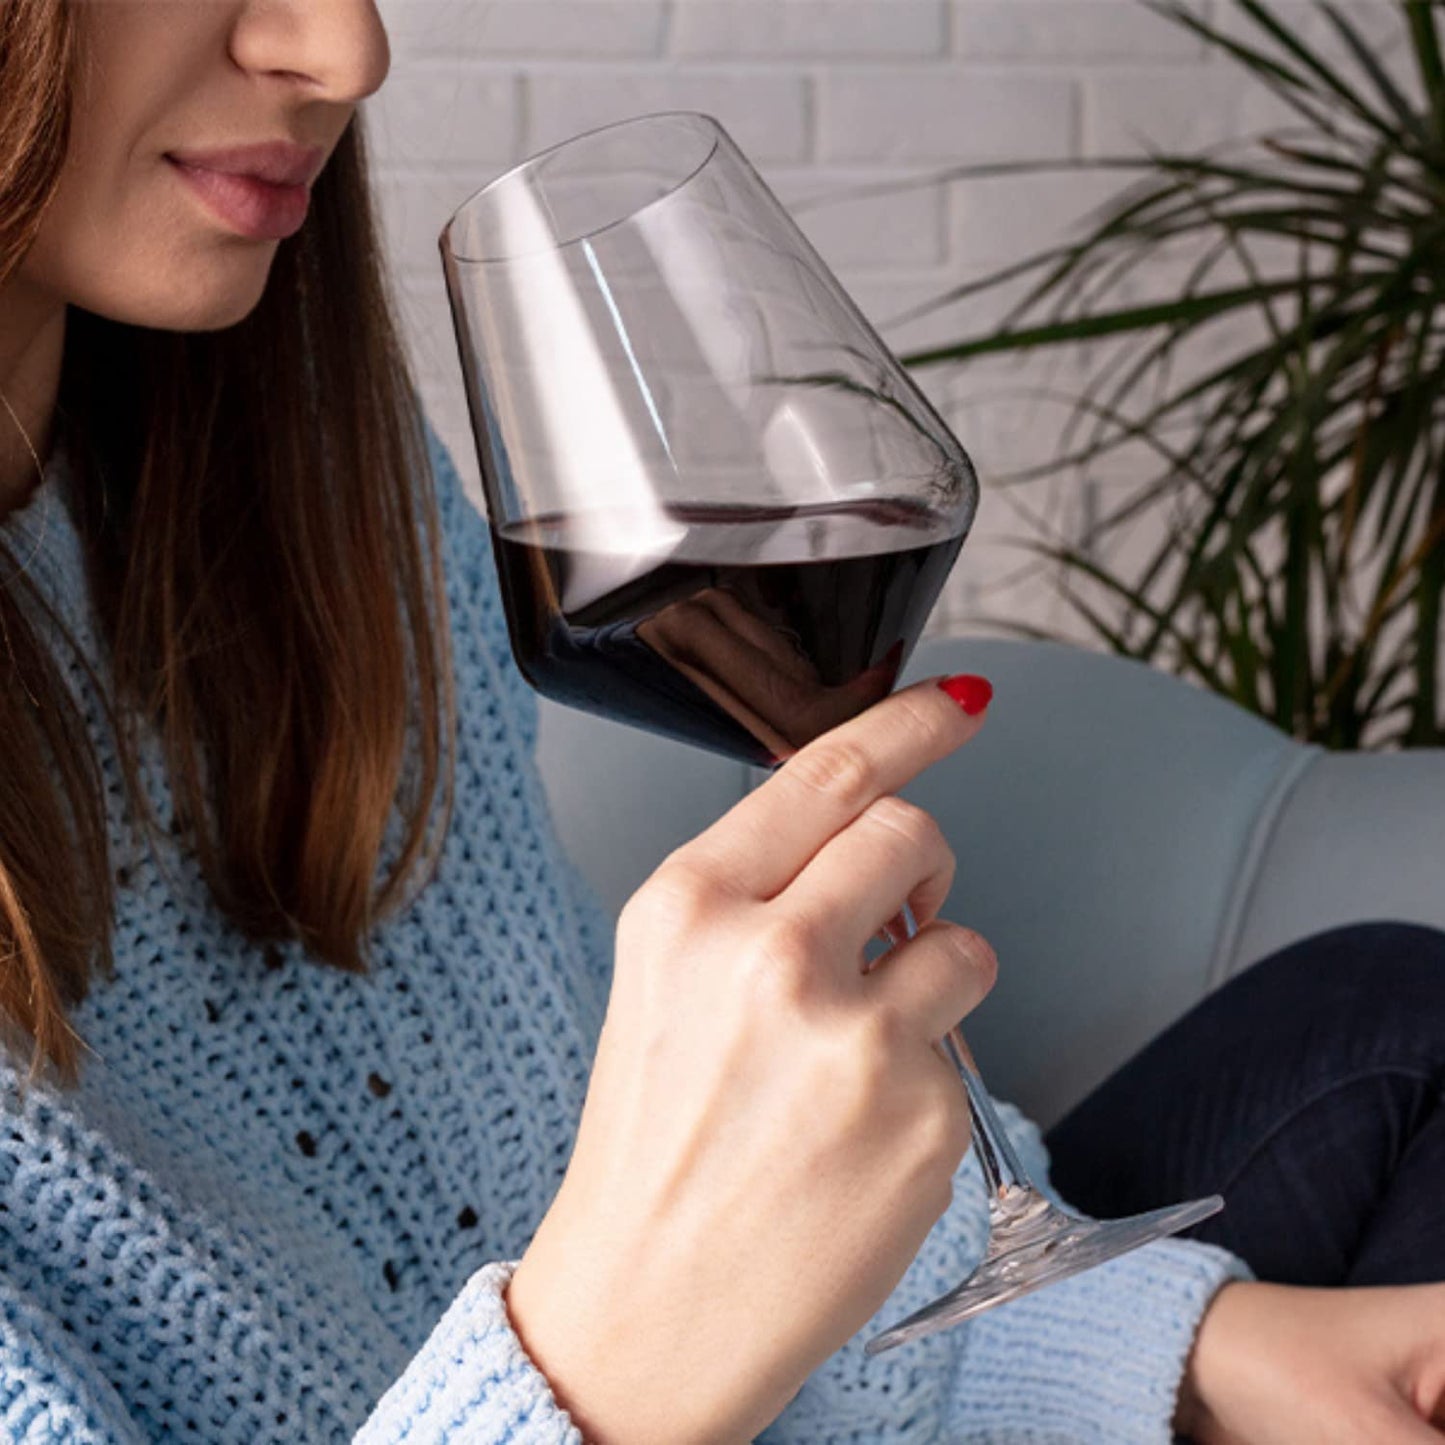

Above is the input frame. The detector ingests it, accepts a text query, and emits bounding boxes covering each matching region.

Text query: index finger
[683,672,993,900]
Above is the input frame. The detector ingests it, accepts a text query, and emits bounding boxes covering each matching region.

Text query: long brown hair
[0,0,457,1084]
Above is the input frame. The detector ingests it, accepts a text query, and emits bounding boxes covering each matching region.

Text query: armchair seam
[1206,744,1323,992]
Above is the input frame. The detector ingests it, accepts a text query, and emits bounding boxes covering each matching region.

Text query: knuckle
[657,845,708,887]
[625,853,714,932]
[865,796,947,858]
[892,688,955,755]
[942,924,998,994]
[743,957,807,1016]
[832,1022,894,1120]
[758,911,827,970]
[919,1087,973,1173]
[855,998,912,1059]
[786,740,875,812]
[744,914,826,1010]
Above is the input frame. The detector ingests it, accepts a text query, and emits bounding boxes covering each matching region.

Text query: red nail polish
[938,674,993,716]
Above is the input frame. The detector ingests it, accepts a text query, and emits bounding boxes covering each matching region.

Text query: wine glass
[439,111,1222,1357]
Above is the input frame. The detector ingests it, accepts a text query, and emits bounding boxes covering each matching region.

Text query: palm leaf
[904,0,1445,748]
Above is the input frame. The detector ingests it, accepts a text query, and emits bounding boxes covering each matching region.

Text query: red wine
[493,499,965,767]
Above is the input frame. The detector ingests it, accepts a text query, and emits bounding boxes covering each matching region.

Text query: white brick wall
[368,0,1403,636]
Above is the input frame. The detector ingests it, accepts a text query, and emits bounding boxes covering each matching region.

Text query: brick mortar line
[382,57,1209,77]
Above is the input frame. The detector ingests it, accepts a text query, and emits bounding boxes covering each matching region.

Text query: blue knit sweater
[0,429,1246,1443]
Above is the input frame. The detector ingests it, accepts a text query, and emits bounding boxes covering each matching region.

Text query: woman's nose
[231,0,390,105]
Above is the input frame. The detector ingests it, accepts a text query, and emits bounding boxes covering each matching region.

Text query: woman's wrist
[503,1258,638,1445]
[1173,1280,1254,1442]
[503,1237,754,1445]
[1173,1368,1207,1441]
[504,1261,634,1445]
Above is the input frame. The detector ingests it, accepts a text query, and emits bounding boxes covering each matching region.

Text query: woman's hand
[1177,1280,1445,1443]
[506,676,996,1445]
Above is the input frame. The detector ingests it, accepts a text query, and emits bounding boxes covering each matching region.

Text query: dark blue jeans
[1044,923,1445,1287]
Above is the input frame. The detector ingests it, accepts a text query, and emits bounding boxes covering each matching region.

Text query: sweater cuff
[355,1261,583,1444]
[950,1238,1253,1443]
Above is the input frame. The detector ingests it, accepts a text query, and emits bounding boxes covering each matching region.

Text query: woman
[1,2,1442,1441]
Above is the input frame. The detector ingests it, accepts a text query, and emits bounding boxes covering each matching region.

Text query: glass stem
[939,1026,1032,1201]
[893,904,1032,1202]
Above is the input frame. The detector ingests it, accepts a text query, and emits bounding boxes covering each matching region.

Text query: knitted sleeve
[0,1261,578,1445]
[352,1264,583,1444]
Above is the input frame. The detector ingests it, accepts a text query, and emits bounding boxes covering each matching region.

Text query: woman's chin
[74,255,277,334]
[145,270,274,333]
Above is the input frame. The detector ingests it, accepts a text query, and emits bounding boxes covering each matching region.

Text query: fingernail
[938,674,993,716]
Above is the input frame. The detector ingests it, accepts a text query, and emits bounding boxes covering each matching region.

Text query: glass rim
[438,110,725,265]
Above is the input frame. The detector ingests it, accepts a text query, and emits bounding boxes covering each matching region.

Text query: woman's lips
[167,156,312,241]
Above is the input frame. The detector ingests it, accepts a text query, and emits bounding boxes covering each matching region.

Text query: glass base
[865,1185,1224,1355]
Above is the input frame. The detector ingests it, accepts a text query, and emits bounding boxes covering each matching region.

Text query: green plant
[904,0,1445,748]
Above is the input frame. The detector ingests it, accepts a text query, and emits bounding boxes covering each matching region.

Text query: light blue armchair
[537,637,1445,1129]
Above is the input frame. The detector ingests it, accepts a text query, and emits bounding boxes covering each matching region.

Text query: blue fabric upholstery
[537,638,1445,1128]
[1225,750,1445,976]
[892,639,1311,1126]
